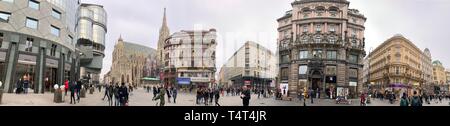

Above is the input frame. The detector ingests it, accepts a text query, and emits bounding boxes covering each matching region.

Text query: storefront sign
[191,77,210,82]
[46,58,58,68]
[177,78,191,85]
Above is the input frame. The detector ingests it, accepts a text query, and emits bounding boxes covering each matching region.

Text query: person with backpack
[400,93,409,106]
[153,86,166,106]
[410,91,422,106]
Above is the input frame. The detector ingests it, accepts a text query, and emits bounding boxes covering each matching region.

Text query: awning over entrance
[141,77,160,81]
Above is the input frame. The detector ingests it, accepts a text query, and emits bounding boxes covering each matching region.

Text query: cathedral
[108,36,157,86]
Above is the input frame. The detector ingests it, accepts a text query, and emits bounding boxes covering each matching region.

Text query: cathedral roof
[122,42,156,56]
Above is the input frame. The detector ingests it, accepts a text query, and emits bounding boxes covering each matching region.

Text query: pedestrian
[76,81,82,103]
[257,89,261,99]
[214,89,220,106]
[108,84,114,106]
[23,79,29,94]
[64,80,69,95]
[114,84,120,106]
[241,86,251,106]
[153,86,166,106]
[102,84,109,101]
[309,89,314,104]
[118,83,129,106]
[297,92,303,102]
[400,93,409,106]
[196,88,201,104]
[410,91,422,106]
[360,92,366,106]
[204,89,209,106]
[209,89,214,104]
[166,87,172,103]
[172,87,177,104]
[16,79,22,94]
[152,86,157,98]
[70,81,76,104]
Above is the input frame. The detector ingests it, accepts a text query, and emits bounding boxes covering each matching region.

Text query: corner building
[277,0,367,98]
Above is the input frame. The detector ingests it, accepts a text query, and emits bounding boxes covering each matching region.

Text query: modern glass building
[76,4,107,84]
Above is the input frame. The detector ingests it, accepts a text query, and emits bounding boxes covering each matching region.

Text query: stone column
[3,34,20,93]
[34,44,46,94]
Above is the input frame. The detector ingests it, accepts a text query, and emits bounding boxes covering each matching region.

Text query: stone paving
[1,88,449,106]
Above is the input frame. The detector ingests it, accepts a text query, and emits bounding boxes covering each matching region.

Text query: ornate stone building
[109,36,157,86]
[277,0,367,98]
[163,29,217,88]
[368,35,432,96]
[433,60,446,85]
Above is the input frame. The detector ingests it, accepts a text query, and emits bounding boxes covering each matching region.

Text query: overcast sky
[81,0,450,79]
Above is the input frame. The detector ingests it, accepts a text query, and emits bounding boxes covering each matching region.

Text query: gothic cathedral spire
[157,8,170,65]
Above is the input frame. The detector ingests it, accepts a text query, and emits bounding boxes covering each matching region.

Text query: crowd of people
[101,83,130,106]
[195,87,221,106]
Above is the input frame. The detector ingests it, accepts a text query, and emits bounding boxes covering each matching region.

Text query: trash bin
[0,89,3,104]
[53,85,63,103]
[80,88,86,98]
[89,87,94,94]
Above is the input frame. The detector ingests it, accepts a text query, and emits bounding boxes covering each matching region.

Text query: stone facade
[277,0,366,98]
[109,37,157,87]
[368,35,432,95]
[163,29,217,88]
[433,61,446,85]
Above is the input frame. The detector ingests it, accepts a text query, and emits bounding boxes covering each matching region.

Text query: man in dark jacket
[152,86,157,98]
[214,89,220,106]
[118,83,129,106]
[70,82,76,104]
[76,81,82,102]
[241,86,251,106]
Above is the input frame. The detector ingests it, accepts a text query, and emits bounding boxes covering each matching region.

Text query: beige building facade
[368,35,432,95]
[219,41,277,89]
[433,61,446,85]
[163,29,217,88]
